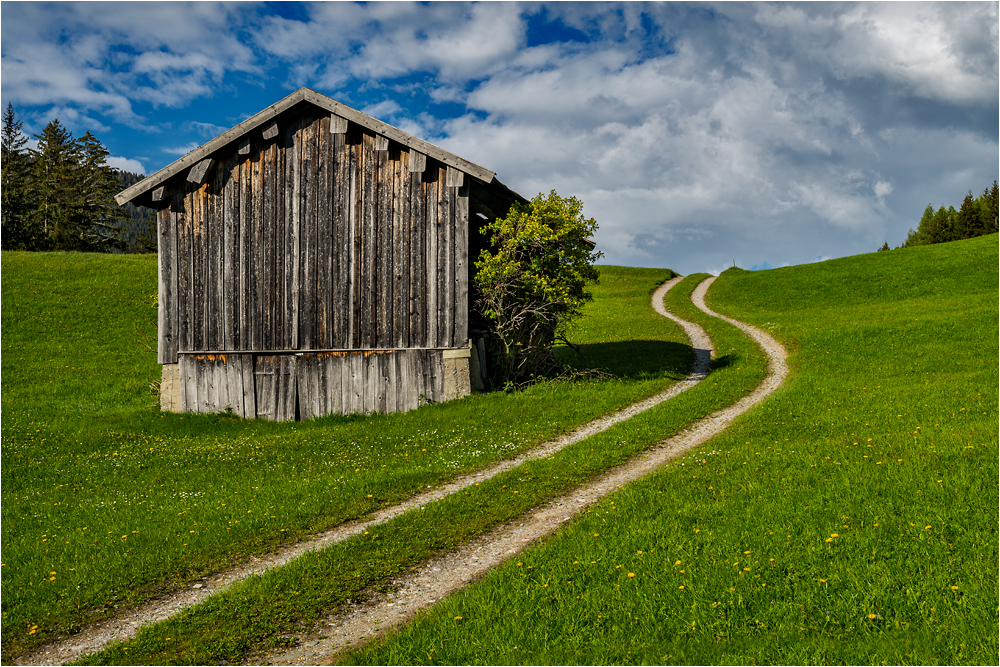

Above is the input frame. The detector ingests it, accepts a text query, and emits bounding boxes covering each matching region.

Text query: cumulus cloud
[2,1,995,273]
[106,156,146,174]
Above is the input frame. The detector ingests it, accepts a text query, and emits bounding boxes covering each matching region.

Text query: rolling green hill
[349,235,999,665]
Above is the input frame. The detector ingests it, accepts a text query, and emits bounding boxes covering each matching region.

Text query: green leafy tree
[903,204,935,247]
[1,103,39,249]
[473,190,602,386]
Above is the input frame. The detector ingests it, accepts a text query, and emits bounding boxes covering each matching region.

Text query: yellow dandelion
[628,572,635,578]
[454,616,463,621]
[868,614,877,620]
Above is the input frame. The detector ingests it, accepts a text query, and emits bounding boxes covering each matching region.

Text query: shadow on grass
[558,339,692,380]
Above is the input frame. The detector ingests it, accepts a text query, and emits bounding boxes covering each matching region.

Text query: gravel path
[254,276,788,666]
[15,276,714,667]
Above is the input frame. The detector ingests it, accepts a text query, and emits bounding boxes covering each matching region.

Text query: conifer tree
[954,191,982,240]
[77,131,127,251]
[31,118,83,249]
[1,103,38,249]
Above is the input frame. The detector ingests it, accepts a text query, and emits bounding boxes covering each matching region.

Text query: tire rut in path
[16,276,710,667]
[257,276,788,666]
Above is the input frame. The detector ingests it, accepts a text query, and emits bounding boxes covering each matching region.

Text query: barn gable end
[122,88,524,420]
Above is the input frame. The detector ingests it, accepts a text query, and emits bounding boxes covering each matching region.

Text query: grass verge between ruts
[73,273,768,665]
[346,236,998,665]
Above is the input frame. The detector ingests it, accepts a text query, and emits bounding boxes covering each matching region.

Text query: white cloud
[162,142,201,156]
[106,156,145,174]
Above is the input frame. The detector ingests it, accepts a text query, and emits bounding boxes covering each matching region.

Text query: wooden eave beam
[116,87,503,206]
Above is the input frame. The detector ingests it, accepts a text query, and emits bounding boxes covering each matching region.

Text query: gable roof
[116,87,510,207]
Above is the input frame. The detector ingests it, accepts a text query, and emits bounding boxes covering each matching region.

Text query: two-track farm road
[16,276,715,667]
[257,276,788,665]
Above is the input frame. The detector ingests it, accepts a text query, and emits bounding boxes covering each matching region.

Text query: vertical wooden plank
[331,132,348,348]
[296,354,312,421]
[215,168,226,350]
[224,354,243,415]
[409,168,425,347]
[196,355,210,412]
[213,356,229,413]
[432,350,445,404]
[179,354,194,412]
[438,167,453,347]
[254,355,275,420]
[384,352,397,413]
[289,119,302,350]
[454,185,469,349]
[241,354,256,419]
[189,189,202,350]
[360,132,376,348]
[316,115,333,349]
[394,151,410,349]
[376,147,393,348]
[302,115,319,350]
[223,157,237,350]
[265,139,279,350]
[274,135,286,350]
[207,184,220,350]
[425,172,439,347]
[176,192,192,353]
[325,354,339,416]
[273,355,293,421]
[347,352,362,414]
[251,147,264,350]
[157,207,176,363]
[396,350,410,411]
[239,153,251,350]
[348,136,360,348]
[365,352,378,414]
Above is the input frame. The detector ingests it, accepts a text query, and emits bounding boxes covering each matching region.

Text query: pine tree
[77,131,127,251]
[30,119,83,250]
[1,103,39,249]
[977,180,999,234]
[927,205,957,244]
[954,191,982,240]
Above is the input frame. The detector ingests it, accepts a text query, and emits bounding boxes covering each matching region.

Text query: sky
[1,1,997,275]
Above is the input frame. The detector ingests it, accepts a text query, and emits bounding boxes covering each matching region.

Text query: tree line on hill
[880,180,999,251]
[1,104,156,253]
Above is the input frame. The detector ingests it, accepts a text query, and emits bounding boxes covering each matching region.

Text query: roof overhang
[116,87,505,207]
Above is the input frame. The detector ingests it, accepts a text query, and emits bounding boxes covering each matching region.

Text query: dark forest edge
[880,178,998,252]
[1,104,157,254]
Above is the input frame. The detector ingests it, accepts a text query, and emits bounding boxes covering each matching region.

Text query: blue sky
[2,1,996,274]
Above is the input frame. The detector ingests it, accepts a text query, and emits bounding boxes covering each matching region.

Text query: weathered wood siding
[177,350,446,420]
[157,108,470,364]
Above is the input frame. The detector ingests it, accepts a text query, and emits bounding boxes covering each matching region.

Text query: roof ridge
[116,88,498,205]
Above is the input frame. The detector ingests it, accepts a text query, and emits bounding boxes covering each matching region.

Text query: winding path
[257,276,788,665]
[19,275,786,666]
[17,276,709,667]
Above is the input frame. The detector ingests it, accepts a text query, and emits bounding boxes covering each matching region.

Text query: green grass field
[348,235,999,665]
[4,236,997,665]
[1,255,689,660]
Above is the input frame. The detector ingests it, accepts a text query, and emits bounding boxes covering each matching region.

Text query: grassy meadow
[77,269,768,665]
[348,235,999,665]
[1,255,690,659]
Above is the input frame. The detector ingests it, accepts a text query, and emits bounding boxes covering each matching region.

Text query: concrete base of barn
[159,346,473,421]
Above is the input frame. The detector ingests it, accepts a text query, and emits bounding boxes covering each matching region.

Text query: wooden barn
[117,87,524,421]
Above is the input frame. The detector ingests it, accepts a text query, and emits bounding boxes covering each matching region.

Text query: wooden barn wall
[177,350,446,420]
[157,109,470,364]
